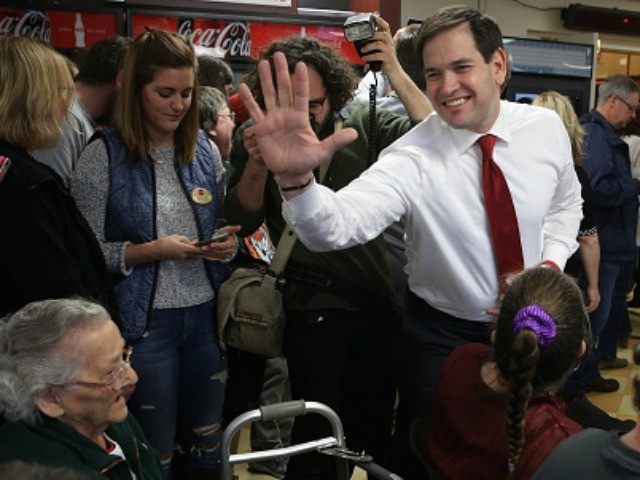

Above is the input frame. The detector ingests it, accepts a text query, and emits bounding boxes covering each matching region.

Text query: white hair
[0,298,110,425]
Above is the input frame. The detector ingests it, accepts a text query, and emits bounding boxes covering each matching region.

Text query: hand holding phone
[194,231,230,247]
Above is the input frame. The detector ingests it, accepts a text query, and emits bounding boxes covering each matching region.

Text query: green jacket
[226,105,415,311]
[0,414,163,480]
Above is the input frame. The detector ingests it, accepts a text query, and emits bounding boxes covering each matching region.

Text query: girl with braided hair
[424,267,588,479]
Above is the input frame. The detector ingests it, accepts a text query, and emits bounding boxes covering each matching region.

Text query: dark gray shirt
[533,428,640,479]
[32,98,95,187]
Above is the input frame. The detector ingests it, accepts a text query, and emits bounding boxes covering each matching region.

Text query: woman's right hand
[153,235,201,261]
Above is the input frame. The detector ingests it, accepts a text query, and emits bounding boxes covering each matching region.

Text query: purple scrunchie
[513,305,556,347]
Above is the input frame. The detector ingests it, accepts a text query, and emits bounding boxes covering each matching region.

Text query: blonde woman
[532,91,600,314]
[0,36,114,318]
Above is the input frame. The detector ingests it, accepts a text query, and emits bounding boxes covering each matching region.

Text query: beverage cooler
[502,37,596,116]
[127,6,364,79]
[2,0,366,78]
[0,3,124,60]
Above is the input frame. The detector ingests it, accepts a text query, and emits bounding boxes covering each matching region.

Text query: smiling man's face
[422,22,506,133]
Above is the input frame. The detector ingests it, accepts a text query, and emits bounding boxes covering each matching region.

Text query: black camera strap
[368,74,378,165]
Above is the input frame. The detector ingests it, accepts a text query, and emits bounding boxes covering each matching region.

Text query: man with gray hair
[570,75,640,396]
[0,298,163,479]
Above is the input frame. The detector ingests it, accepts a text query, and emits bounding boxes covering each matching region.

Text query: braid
[505,330,539,475]
[493,268,588,478]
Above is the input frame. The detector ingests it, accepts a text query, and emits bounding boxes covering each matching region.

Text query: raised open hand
[239,51,358,184]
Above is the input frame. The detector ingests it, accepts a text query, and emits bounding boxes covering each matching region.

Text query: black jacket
[0,414,163,480]
[580,109,640,262]
[0,139,116,318]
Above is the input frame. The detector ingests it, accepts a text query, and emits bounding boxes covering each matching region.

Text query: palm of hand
[254,108,326,176]
[238,53,358,180]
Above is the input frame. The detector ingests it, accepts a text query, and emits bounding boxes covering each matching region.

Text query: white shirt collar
[446,100,513,156]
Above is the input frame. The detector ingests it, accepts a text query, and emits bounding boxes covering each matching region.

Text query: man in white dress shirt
[239,5,582,478]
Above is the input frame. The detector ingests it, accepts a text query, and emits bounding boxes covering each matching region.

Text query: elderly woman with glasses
[0,298,163,480]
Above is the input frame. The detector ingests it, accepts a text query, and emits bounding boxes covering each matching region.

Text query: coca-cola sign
[177,19,251,56]
[132,14,360,63]
[0,10,51,43]
[0,8,118,48]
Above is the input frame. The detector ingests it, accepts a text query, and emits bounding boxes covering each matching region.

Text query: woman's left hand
[197,225,242,262]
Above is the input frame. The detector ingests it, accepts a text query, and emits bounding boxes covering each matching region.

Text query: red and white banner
[131,13,362,64]
[0,8,118,48]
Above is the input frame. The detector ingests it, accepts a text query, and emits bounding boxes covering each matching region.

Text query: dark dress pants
[390,292,491,480]
[283,306,400,480]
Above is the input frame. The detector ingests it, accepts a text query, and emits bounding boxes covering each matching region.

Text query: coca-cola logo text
[178,20,251,57]
[0,10,51,43]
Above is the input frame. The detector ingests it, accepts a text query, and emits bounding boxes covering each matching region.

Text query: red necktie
[477,134,524,282]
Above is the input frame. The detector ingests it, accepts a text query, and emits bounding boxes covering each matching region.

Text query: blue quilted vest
[100,128,228,340]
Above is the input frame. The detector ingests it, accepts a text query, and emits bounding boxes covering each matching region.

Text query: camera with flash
[343,13,381,72]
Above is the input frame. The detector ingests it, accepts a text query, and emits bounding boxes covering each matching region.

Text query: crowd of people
[1,4,640,480]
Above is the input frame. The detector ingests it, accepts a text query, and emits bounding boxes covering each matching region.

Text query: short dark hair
[246,35,357,113]
[394,23,425,91]
[198,86,227,130]
[75,36,130,85]
[197,55,233,92]
[415,5,504,64]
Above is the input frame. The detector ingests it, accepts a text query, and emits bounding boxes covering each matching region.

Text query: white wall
[401,0,640,51]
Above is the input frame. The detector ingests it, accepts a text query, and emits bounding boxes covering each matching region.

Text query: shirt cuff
[541,243,570,271]
[281,182,324,225]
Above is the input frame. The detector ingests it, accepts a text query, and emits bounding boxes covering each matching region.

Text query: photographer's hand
[359,16,399,81]
[239,52,358,196]
[360,16,432,122]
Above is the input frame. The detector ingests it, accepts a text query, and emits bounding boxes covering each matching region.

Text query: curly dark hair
[493,268,588,475]
[245,35,357,113]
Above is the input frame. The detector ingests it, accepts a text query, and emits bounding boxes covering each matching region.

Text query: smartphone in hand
[194,231,230,247]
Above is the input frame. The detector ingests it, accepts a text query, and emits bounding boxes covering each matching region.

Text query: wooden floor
[234,423,367,480]
[586,307,640,422]
[238,311,640,480]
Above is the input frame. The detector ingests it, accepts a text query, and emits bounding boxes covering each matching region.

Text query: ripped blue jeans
[127,301,227,477]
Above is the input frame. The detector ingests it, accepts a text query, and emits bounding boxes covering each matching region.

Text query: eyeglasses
[613,95,638,113]
[60,346,133,392]
[308,94,327,115]
[220,111,236,122]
